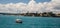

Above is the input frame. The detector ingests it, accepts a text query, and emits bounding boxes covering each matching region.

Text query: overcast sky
[0,0,60,14]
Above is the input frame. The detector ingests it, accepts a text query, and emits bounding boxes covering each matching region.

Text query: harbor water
[0,15,60,28]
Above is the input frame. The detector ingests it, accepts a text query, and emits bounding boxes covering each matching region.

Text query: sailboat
[16,9,22,23]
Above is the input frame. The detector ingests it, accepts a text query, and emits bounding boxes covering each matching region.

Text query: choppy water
[0,15,60,28]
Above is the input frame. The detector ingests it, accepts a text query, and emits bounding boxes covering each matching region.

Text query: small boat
[16,19,22,23]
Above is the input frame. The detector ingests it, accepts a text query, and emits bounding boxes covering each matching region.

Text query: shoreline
[0,12,60,17]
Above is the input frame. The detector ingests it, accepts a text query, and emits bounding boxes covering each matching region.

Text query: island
[0,12,60,17]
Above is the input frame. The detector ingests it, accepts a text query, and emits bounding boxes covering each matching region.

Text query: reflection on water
[0,15,60,28]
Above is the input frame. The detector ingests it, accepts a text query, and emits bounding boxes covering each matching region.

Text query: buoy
[16,19,22,23]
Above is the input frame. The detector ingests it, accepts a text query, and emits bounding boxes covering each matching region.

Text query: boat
[16,19,22,23]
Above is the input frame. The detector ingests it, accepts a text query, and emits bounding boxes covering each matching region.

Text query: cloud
[0,0,60,14]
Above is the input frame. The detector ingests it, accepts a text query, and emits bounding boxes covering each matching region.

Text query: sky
[0,0,51,4]
[0,0,60,14]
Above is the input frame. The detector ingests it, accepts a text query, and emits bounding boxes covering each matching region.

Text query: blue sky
[0,0,51,4]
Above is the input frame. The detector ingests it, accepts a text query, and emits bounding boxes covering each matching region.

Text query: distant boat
[16,19,22,23]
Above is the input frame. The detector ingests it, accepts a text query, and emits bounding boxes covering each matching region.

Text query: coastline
[0,12,60,17]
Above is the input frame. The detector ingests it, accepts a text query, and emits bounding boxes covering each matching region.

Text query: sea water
[0,15,60,28]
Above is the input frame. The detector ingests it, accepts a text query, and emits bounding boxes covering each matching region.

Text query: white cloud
[0,0,60,14]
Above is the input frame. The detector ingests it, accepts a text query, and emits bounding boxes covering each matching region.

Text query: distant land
[0,12,60,17]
